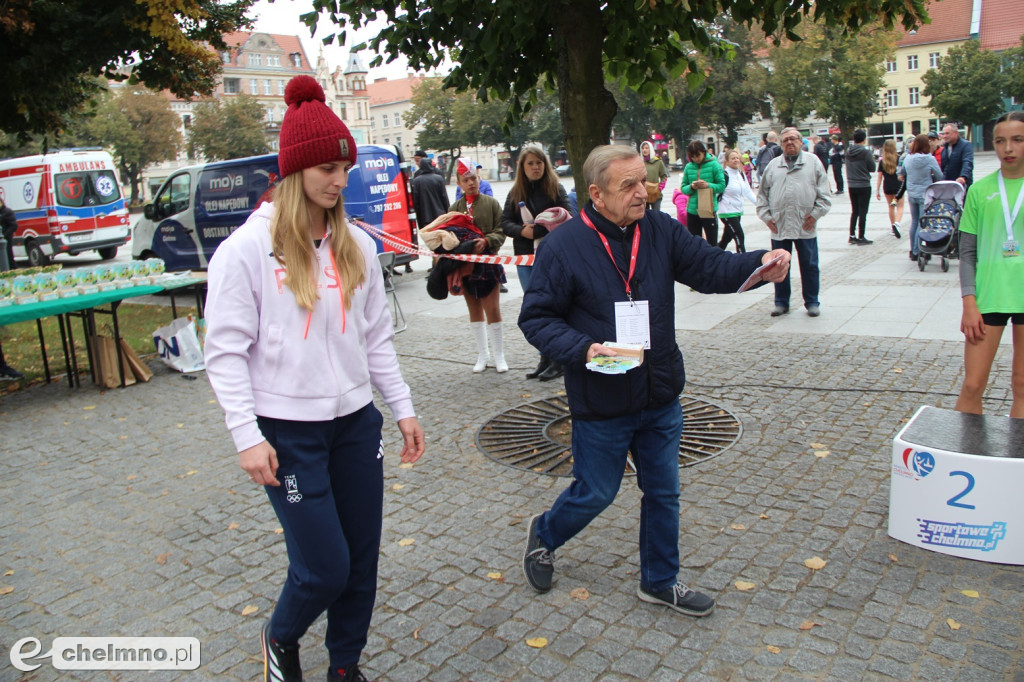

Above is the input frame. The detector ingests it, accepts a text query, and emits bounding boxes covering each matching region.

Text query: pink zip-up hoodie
[204,202,415,452]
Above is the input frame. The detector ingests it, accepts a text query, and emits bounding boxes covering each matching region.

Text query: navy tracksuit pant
[258,403,384,670]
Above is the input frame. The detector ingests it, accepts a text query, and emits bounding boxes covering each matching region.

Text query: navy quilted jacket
[519,203,767,420]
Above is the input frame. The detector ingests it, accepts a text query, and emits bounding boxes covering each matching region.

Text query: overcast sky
[250,0,412,79]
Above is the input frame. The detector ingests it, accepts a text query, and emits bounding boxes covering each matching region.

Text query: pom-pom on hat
[278,75,357,178]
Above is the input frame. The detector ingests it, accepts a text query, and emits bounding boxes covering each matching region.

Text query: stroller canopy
[922,180,966,208]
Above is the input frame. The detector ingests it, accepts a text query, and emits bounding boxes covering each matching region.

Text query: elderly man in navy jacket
[518,145,790,617]
[940,123,974,188]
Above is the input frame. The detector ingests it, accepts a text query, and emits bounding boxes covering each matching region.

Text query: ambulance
[131,144,419,270]
[0,149,131,266]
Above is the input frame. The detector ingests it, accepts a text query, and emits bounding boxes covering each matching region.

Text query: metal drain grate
[475,395,742,477]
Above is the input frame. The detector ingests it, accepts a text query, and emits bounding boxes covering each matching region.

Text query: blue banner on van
[134,145,417,270]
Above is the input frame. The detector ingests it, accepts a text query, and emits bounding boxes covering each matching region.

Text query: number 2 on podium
[947,471,976,510]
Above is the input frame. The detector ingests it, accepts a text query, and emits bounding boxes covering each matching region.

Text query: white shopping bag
[153,317,205,373]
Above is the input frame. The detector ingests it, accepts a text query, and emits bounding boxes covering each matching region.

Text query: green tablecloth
[0,277,204,327]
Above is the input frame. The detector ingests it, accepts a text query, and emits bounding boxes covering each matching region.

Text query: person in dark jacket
[518,145,791,618]
[812,136,830,173]
[845,129,876,244]
[755,131,782,183]
[501,145,572,380]
[0,197,17,269]
[829,134,845,194]
[411,158,450,230]
[940,123,974,188]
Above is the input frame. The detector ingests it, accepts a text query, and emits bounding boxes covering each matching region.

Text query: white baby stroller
[917,180,965,272]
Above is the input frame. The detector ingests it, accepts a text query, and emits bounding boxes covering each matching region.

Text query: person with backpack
[755,131,782,183]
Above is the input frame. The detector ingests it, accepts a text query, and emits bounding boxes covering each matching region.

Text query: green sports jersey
[959,172,1024,313]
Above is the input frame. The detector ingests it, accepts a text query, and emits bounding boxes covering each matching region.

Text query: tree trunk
[551,0,617,200]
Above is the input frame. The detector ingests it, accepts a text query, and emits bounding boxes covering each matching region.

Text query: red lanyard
[581,209,640,300]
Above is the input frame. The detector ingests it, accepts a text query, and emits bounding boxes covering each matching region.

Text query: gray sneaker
[523,513,555,592]
[637,582,715,617]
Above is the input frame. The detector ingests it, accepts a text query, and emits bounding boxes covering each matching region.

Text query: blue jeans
[535,400,685,593]
[909,197,925,256]
[517,265,533,294]
[771,237,819,309]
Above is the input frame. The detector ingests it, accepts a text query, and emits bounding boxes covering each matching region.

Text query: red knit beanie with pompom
[278,75,357,177]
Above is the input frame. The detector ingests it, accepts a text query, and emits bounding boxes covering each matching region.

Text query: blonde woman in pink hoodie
[204,76,424,682]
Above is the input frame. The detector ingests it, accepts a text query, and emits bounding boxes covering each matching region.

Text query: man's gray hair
[583,145,640,191]
[779,127,800,140]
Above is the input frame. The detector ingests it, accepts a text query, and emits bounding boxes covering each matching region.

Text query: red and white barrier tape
[353,219,535,267]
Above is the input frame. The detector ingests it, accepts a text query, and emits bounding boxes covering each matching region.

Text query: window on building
[907,54,918,70]
[269,55,280,67]
[908,87,920,106]
[885,59,897,73]
[393,113,401,127]
[264,79,272,95]
[886,89,898,108]
[370,116,375,130]
[290,53,302,68]
[270,138,279,151]
[250,79,258,94]
[182,114,192,129]
[929,52,940,68]
[220,51,231,64]
[381,114,388,128]
[278,80,285,96]
[223,78,239,94]
[267,110,274,124]
[340,103,347,119]
[251,53,262,66]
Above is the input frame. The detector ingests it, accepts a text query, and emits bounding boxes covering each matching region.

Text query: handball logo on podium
[893,448,935,481]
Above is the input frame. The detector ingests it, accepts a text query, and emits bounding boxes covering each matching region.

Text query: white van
[0,149,131,266]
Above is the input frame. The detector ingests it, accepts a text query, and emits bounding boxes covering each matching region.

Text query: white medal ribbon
[997,172,1024,242]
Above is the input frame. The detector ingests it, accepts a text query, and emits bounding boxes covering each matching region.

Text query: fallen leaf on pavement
[570,587,590,600]
[392,483,405,491]
[810,442,826,449]
[155,553,170,565]
[893,368,903,374]
[888,554,899,562]
[274,528,284,534]
[0,586,13,595]
[241,605,259,616]
[83,405,96,410]
[3,570,12,576]
[814,450,829,458]
[734,581,756,592]
[946,618,961,630]
[804,556,827,570]
[961,589,979,598]
[487,572,503,580]
[730,523,746,530]
[228,522,240,530]
[525,637,548,648]
[766,645,781,654]
[759,513,769,519]
[413,628,420,640]
[398,538,415,546]
[798,621,822,630]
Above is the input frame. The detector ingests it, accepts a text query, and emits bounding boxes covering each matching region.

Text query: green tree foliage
[311,0,925,174]
[1,0,255,139]
[696,19,770,147]
[189,95,268,161]
[404,79,466,182]
[766,21,895,136]
[922,40,1006,129]
[1003,37,1024,104]
[76,85,182,205]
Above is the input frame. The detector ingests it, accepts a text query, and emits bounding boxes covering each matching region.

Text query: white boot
[488,322,508,373]
[471,321,489,373]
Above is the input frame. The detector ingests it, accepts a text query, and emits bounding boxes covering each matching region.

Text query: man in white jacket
[756,127,832,318]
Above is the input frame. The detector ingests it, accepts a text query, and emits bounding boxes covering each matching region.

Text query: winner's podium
[889,407,1023,565]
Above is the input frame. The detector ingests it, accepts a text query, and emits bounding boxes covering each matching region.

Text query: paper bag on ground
[90,334,136,388]
[119,339,154,382]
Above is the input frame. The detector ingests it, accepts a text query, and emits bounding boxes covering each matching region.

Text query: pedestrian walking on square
[846,129,876,244]
[640,140,668,213]
[955,111,1024,418]
[899,134,943,261]
[829,134,845,194]
[941,123,975,188]
[755,131,782,184]
[501,145,572,380]
[203,75,425,682]
[519,144,791,617]
[756,127,832,318]
[680,140,725,244]
[718,149,757,253]
[876,139,905,239]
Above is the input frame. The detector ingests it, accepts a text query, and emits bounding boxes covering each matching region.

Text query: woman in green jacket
[680,140,726,244]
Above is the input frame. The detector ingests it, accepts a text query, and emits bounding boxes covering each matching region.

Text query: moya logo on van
[207,174,244,192]
[360,157,395,170]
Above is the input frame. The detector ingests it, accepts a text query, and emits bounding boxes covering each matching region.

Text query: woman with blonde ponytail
[204,75,424,682]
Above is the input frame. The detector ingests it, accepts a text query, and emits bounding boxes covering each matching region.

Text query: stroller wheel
[918,255,926,271]
[941,258,949,272]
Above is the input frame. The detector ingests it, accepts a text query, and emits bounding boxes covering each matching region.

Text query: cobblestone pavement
[1,153,1021,681]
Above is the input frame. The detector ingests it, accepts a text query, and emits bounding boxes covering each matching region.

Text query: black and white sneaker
[262,621,302,681]
[327,664,370,681]
[0,364,24,380]
[523,513,555,593]
[637,581,715,617]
